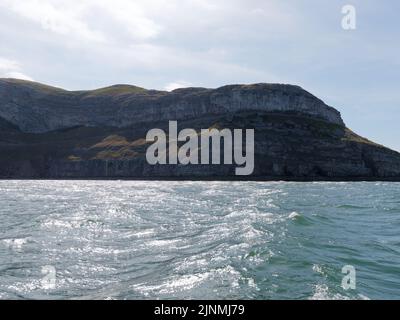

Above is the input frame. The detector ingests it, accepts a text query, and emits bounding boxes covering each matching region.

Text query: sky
[0,0,399,151]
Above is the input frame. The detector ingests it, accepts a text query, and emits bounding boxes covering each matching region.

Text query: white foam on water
[41,217,83,230]
[309,284,371,300]
[312,264,324,275]
[132,265,241,297]
[288,211,300,220]
[132,273,210,295]
[309,284,349,300]
[2,238,29,250]
[147,239,180,248]
[130,229,156,238]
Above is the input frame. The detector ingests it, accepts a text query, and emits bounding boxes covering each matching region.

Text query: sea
[0,180,399,300]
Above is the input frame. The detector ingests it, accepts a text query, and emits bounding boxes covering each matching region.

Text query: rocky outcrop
[0,78,399,180]
[0,79,343,133]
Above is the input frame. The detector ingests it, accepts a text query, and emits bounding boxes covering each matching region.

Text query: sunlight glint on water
[0,181,399,299]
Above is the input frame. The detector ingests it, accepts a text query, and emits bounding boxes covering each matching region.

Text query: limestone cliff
[0,79,343,133]
[0,78,399,180]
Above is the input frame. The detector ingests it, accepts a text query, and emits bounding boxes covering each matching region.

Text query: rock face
[0,79,343,133]
[0,78,399,180]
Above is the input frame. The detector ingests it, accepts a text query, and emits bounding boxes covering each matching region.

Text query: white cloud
[0,57,19,71]
[164,81,192,91]
[0,57,33,81]
[0,0,292,88]
[0,0,105,42]
[0,0,162,43]
[93,0,162,41]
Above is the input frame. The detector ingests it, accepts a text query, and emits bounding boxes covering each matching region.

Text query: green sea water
[0,181,399,299]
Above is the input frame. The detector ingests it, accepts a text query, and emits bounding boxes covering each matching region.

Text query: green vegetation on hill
[82,85,147,97]
[0,78,67,93]
[0,78,147,97]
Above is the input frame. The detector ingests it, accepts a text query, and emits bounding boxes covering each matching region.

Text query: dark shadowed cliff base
[1,78,400,181]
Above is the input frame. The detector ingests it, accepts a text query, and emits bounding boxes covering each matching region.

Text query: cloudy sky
[0,0,399,150]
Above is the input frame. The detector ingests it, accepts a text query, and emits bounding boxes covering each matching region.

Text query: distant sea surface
[0,181,399,300]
